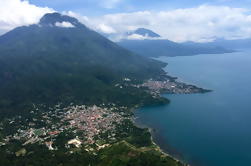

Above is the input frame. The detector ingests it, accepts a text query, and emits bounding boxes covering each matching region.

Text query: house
[67,138,82,148]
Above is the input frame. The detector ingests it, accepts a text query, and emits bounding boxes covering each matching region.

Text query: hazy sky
[29,0,251,15]
[1,0,251,42]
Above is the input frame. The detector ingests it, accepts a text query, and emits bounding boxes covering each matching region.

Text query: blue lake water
[135,50,251,166]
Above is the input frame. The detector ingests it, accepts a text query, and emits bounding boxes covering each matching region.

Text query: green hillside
[0,13,168,118]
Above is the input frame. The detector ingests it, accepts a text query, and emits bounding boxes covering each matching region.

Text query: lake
[135,50,251,166]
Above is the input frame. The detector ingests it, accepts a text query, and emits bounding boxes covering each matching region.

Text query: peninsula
[0,13,208,166]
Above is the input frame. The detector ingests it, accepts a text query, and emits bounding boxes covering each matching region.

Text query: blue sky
[29,0,251,16]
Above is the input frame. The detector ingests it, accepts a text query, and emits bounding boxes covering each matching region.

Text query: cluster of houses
[63,105,125,145]
[0,104,129,152]
[140,79,204,94]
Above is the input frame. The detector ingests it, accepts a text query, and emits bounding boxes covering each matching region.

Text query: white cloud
[1,2,251,43]
[0,0,54,34]
[126,34,161,40]
[55,21,75,28]
[97,24,116,34]
[83,5,251,42]
[127,34,146,40]
[64,11,89,25]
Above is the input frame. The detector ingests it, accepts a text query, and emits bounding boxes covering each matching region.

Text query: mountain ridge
[0,12,168,117]
[117,39,233,57]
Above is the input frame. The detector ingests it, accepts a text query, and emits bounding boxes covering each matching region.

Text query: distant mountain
[184,38,251,50]
[127,28,161,38]
[0,13,167,117]
[117,39,233,57]
[116,28,234,57]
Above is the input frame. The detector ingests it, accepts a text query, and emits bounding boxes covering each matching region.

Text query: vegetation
[0,141,184,166]
[0,13,180,166]
[0,115,183,166]
[0,13,168,119]
[98,141,183,166]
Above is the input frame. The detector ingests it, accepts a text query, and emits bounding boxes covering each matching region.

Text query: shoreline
[132,72,212,166]
[149,129,190,166]
[132,112,189,166]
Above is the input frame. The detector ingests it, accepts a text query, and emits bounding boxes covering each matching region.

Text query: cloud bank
[0,0,54,34]
[0,1,251,43]
[87,5,251,42]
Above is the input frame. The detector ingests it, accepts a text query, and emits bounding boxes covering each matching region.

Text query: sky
[1,0,251,42]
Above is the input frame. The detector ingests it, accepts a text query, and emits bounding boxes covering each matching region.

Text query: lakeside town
[0,77,208,161]
[119,77,210,96]
[0,104,131,155]
[140,79,210,94]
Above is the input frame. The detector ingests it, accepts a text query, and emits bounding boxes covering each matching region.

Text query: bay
[136,50,251,166]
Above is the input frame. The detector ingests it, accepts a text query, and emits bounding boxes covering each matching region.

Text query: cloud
[97,24,116,34]
[55,21,75,28]
[0,0,54,34]
[1,2,251,43]
[126,34,156,40]
[83,5,251,42]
